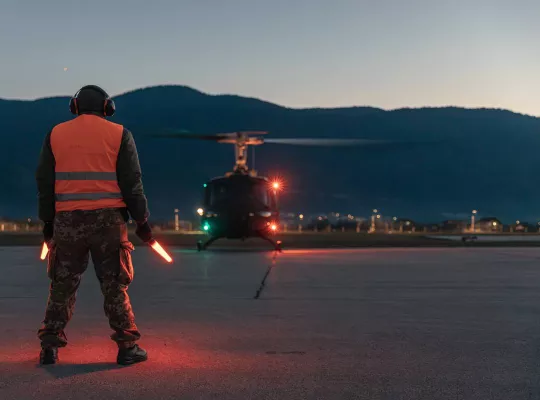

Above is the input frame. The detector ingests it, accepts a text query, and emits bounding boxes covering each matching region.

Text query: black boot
[40,346,58,365]
[117,344,148,365]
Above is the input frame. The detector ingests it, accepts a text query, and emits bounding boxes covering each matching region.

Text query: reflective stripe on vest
[56,172,118,181]
[50,115,127,212]
[56,192,123,201]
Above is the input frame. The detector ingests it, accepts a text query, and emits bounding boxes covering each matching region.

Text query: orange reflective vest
[50,114,127,212]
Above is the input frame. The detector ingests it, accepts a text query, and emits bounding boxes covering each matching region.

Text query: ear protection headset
[69,85,115,117]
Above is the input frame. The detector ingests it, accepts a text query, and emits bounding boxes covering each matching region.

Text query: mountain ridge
[1,84,537,119]
[1,84,539,223]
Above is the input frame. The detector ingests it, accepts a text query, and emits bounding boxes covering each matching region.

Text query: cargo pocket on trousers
[46,241,57,280]
[119,241,135,285]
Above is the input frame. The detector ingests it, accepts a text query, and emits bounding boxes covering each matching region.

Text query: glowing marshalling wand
[40,239,172,263]
[149,239,173,263]
[40,242,49,260]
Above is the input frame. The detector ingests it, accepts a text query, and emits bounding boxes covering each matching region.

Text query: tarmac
[4,231,540,248]
[1,246,540,399]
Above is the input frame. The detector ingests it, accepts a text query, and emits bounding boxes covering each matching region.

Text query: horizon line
[0,84,538,118]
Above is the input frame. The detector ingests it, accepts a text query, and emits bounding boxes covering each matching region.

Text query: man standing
[36,85,153,365]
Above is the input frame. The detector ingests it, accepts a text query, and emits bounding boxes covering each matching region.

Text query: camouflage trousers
[38,208,140,349]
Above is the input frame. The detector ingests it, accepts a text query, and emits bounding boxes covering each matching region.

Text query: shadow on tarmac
[38,362,125,378]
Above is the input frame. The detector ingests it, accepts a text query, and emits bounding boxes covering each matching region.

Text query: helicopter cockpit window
[250,182,271,207]
[208,183,230,205]
[206,179,274,209]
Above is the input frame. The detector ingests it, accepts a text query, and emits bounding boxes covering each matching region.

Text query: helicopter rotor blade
[147,131,269,141]
[147,132,230,141]
[146,131,434,147]
[263,138,392,146]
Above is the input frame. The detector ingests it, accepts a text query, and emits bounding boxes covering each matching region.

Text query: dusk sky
[1,0,539,115]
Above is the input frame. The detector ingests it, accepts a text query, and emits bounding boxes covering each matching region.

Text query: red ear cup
[104,98,116,117]
[70,85,114,116]
[69,97,79,115]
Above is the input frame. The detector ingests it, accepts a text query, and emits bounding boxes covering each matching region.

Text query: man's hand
[43,222,54,243]
[135,221,153,243]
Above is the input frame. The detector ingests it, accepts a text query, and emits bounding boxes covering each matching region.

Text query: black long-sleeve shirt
[36,124,150,223]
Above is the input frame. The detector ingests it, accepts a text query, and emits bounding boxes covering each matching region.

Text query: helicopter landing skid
[258,234,283,252]
[197,236,220,251]
[197,235,282,252]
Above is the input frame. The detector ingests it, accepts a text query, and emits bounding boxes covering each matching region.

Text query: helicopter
[151,130,398,251]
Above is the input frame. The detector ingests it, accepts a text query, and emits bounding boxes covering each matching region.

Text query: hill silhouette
[1,85,539,224]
